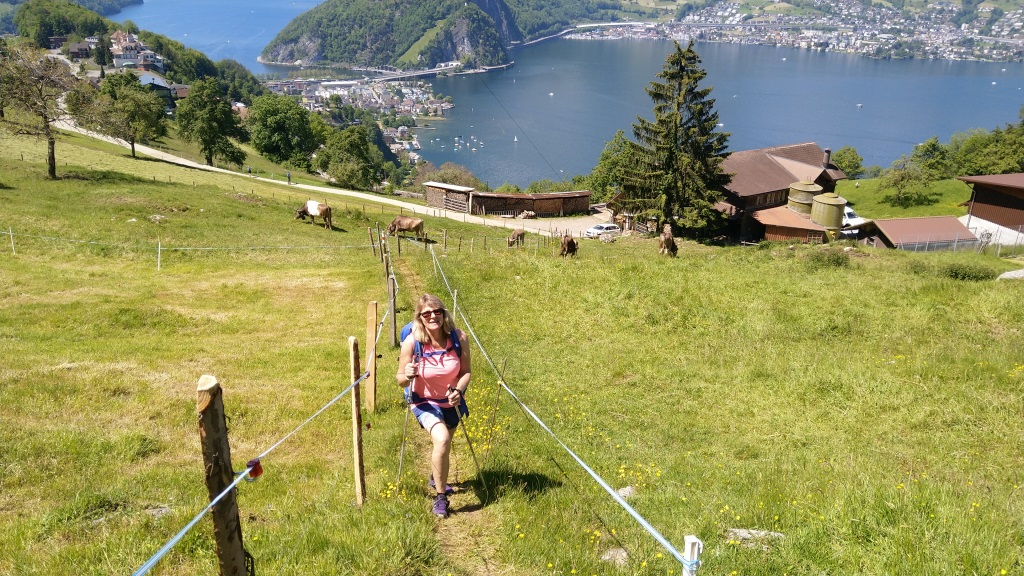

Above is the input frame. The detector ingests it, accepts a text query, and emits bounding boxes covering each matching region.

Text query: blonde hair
[411,293,456,343]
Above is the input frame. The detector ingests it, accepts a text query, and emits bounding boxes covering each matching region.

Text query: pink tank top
[414,341,461,407]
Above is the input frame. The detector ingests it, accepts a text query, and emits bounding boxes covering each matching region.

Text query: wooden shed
[957,173,1024,244]
[858,216,978,251]
[752,205,828,243]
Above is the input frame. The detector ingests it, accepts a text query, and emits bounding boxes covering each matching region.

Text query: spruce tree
[622,40,731,235]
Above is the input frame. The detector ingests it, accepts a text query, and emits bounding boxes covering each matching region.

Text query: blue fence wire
[425,245,696,572]
[131,295,393,575]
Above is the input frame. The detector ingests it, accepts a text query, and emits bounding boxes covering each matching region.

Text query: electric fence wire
[163,244,373,251]
[133,297,395,576]
[476,75,563,181]
[423,245,696,571]
[1,227,385,254]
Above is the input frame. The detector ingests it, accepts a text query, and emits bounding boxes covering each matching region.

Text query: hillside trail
[392,257,522,576]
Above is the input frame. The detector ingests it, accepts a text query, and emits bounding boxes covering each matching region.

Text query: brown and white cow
[658,230,677,257]
[507,228,525,247]
[386,215,426,241]
[559,234,578,258]
[295,200,332,230]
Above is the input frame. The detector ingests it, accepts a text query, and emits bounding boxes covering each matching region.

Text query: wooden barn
[424,181,591,217]
[719,142,846,241]
[957,173,1024,245]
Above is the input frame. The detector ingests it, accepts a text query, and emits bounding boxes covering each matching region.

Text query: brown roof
[752,206,827,231]
[472,190,591,200]
[957,173,1024,190]
[869,216,977,245]
[721,142,846,197]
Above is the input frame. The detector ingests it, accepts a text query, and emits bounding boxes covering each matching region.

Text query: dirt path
[393,258,516,576]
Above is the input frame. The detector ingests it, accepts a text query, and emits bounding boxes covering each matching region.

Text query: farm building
[957,173,1024,246]
[858,216,978,252]
[719,142,846,241]
[423,181,591,217]
[753,205,828,243]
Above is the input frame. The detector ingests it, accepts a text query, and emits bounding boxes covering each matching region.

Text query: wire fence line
[132,297,395,575]
[420,245,702,573]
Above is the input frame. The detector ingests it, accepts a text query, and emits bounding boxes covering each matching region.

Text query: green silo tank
[787,181,822,215]
[811,192,846,230]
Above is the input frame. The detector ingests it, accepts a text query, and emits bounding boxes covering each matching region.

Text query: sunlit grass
[1,130,1023,575]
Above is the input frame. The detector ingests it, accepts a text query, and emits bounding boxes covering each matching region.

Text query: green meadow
[1,131,1023,576]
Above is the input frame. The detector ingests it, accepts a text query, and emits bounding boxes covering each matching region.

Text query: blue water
[113,1,1024,188]
[115,0,324,75]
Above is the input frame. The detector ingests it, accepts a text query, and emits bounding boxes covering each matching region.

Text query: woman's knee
[428,424,452,448]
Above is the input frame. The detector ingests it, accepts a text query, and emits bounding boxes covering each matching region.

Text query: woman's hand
[447,387,463,405]
[404,362,418,380]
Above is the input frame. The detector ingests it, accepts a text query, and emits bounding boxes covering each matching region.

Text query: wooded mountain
[261,0,642,68]
[0,0,139,34]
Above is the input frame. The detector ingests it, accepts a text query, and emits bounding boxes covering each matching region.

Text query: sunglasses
[419,309,445,319]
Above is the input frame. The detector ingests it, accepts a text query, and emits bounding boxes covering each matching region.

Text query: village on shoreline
[565,1,1022,63]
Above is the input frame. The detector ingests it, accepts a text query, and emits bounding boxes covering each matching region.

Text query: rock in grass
[601,547,628,567]
[726,527,785,550]
[616,485,636,500]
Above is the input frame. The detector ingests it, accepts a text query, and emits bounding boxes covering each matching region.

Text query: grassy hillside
[2,130,1023,575]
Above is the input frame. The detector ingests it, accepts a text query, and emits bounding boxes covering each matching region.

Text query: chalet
[957,173,1024,245]
[719,142,846,241]
[67,42,91,60]
[138,73,175,109]
[423,181,591,217]
[858,216,978,251]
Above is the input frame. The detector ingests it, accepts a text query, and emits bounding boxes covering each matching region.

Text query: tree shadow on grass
[59,169,159,184]
[881,190,942,208]
[457,467,563,510]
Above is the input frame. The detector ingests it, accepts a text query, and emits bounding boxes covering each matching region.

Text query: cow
[560,234,578,258]
[295,200,332,230]
[386,215,426,241]
[658,231,678,257]
[507,228,525,247]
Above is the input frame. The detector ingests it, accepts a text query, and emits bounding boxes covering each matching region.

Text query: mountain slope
[261,0,636,68]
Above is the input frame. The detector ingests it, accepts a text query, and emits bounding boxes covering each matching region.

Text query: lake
[114,2,1024,188]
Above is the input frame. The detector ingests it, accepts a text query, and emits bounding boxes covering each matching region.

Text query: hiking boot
[429,475,454,496]
[432,494,449,517]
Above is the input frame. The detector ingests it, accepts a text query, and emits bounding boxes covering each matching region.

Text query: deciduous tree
[313,125,387,190]
[0,42,80,178]
[831,145,864,179]
[620,40,730,235]
[69,72,167,158]
[175,77,246,167]
[878,155,931,207]
[246,94,318,169]
[586,130,632,203]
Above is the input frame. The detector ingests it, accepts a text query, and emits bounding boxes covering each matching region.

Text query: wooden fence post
[388,276,397,347]
[368,227,377,257]
[397,234,402,256]
[366,301,378,413]
[443,229,447,251]
[375,224,383,262]
[8,227,14,255]
[349,338,366,507]
[196,375,250,576]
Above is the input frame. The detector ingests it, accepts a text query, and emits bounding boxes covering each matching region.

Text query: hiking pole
[453,396,489,499]
[396,405,411,487]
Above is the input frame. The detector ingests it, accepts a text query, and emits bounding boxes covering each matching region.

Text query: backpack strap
[414,330,462,360]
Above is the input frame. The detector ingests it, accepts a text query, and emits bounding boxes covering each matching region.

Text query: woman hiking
[396,294,471,517]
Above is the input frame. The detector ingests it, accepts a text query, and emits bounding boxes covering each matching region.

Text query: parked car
[584,223,621,238]
[841,206,867,238]
[843,206,867,228]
